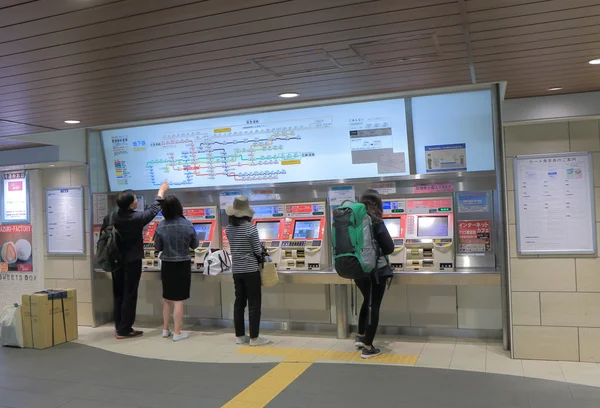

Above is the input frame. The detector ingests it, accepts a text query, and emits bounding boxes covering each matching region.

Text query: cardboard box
[55,288,78,341]
[21,289,76,349]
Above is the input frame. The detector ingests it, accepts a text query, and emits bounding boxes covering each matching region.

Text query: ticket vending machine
[252,204,286,267]
[279,202,328,271]
[142,213,163,270]
[404,198,454,271]
[185,206,219,271]
[382,199,406,271]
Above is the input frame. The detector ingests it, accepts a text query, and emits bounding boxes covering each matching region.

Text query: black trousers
[355,275,387,347]
[112,260,143,336]
[233,271,262,339]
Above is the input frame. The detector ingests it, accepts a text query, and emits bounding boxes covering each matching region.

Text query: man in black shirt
[102,180,168,339]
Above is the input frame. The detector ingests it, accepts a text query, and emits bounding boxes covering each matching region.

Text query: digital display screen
[417,216,449,237]
[255,221,281,240]
[293,220,321,239]
[383,218,401,238]
[194,223,212,241]
[101,99,409,191]
[254,206,278,217]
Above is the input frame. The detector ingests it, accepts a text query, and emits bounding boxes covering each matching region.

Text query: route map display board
[514,152,596,255]
[101,99,409,191]
[46,187,85,255]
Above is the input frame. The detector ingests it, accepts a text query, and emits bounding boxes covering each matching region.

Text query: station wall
[505,119,600,362]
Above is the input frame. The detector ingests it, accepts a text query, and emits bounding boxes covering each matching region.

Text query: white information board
[46,186,85,255]
[101,98,409,191]
[514,152,596,255]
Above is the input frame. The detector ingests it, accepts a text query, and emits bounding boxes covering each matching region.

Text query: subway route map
[102,98,409,191]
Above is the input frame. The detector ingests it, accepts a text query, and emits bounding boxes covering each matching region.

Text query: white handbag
[0,305,24,348]
[204,249,232,276]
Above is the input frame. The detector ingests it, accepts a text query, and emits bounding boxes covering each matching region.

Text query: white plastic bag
[204,249,232,276]
[0,305,24,348]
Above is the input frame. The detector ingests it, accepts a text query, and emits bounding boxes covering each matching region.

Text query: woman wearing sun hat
[225,196,270,346]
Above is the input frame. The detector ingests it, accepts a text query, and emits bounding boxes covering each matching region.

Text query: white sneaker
[249,337,271,347]
[236,335,250,345]
[172,333,189,342]
[162,330,172,338]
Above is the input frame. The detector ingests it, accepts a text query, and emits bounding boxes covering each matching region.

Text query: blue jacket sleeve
[154,228,163,252]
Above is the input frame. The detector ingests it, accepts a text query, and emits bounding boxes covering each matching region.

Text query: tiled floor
[75,325,600,387]
[1,325,600,408]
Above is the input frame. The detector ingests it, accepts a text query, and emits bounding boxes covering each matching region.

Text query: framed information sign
[2,171,29,223]
[46,186,85,255]
[513,152,596,255]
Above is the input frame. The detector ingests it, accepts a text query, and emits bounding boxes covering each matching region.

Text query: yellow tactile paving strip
[222,346,419,407]
[236,345,419,365]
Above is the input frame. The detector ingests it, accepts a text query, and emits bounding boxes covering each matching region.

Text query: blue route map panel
[101,98,409,191]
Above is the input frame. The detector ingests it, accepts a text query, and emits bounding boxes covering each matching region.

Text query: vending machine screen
[417,216,449,237]
[383,218,401,238]
[256,221,281,240]
[194,223,212,241]
[293,220,321,239]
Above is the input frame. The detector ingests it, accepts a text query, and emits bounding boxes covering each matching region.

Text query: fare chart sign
[2,171,29,223]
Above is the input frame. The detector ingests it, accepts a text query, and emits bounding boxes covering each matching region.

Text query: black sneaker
[354,336,365,349]
[361,347,381,359]
[116,330,144,340]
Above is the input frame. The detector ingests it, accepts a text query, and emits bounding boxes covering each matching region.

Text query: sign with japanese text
[458,220,491,253]
[2,171,29,223]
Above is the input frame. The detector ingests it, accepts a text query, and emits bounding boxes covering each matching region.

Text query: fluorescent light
[547,87,563,91]
[48,165,55,167]
[64,120,80,124]
[589,58,600,65]
[278,92,299,98]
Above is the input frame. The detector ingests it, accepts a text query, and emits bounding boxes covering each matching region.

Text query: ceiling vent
[349,32,442,65]
[249,49,343,77]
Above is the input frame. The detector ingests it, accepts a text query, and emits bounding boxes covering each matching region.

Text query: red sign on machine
[288,204,312,213]
[184,208,205,217]
[457,220,491,253]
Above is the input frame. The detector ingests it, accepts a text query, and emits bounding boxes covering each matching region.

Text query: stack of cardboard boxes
[21,289,78,349]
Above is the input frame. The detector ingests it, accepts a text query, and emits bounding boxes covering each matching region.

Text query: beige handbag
[260,262,279,288]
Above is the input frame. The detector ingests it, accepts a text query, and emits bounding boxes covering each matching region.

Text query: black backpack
[96,212,121,272]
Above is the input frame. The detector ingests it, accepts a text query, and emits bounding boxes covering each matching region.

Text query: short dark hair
[229,215,252,226]
[161,195,184,220]
[116,190,135,210]
[360,189,383,221]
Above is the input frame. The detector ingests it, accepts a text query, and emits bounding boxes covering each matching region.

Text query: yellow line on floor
[222,346,419,407]
[236,345,419,365]
[221,361,312,408]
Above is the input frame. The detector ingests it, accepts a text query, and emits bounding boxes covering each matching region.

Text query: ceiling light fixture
[589,58,600,65]
[278,92,299,98]
[64,120,80,124]
[547,87,563,91]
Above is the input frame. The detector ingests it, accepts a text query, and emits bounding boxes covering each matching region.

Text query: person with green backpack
[332,189,394,358]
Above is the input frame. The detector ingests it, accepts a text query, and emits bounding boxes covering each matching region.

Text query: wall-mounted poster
[2,171,29,223]
[457,220,491,254]
[425,143,467,173]
[0,223,38,309]
[46,187,85,255]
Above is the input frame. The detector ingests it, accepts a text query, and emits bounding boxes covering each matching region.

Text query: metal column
[335,284,349,339]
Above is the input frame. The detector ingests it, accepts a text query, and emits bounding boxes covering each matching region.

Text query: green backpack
[331,202,377,280]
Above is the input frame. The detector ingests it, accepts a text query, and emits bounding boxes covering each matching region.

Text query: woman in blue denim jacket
[154,195,199,342]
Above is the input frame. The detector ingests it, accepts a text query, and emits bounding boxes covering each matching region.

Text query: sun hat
[225,196,255,218]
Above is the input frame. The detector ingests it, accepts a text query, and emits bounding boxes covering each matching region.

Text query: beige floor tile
[559,361,600,377]
[486,346,524,377]
[390,341,426,356]
[563,375,600,388]
[522,360,565,381]
[450,344,487,372]
[301,338,339,350]
[416,343,455,368]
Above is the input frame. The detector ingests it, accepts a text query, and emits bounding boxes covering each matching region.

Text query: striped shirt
[225,222,262,274]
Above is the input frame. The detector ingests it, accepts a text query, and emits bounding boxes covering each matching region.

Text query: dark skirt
[161,260,191,301]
